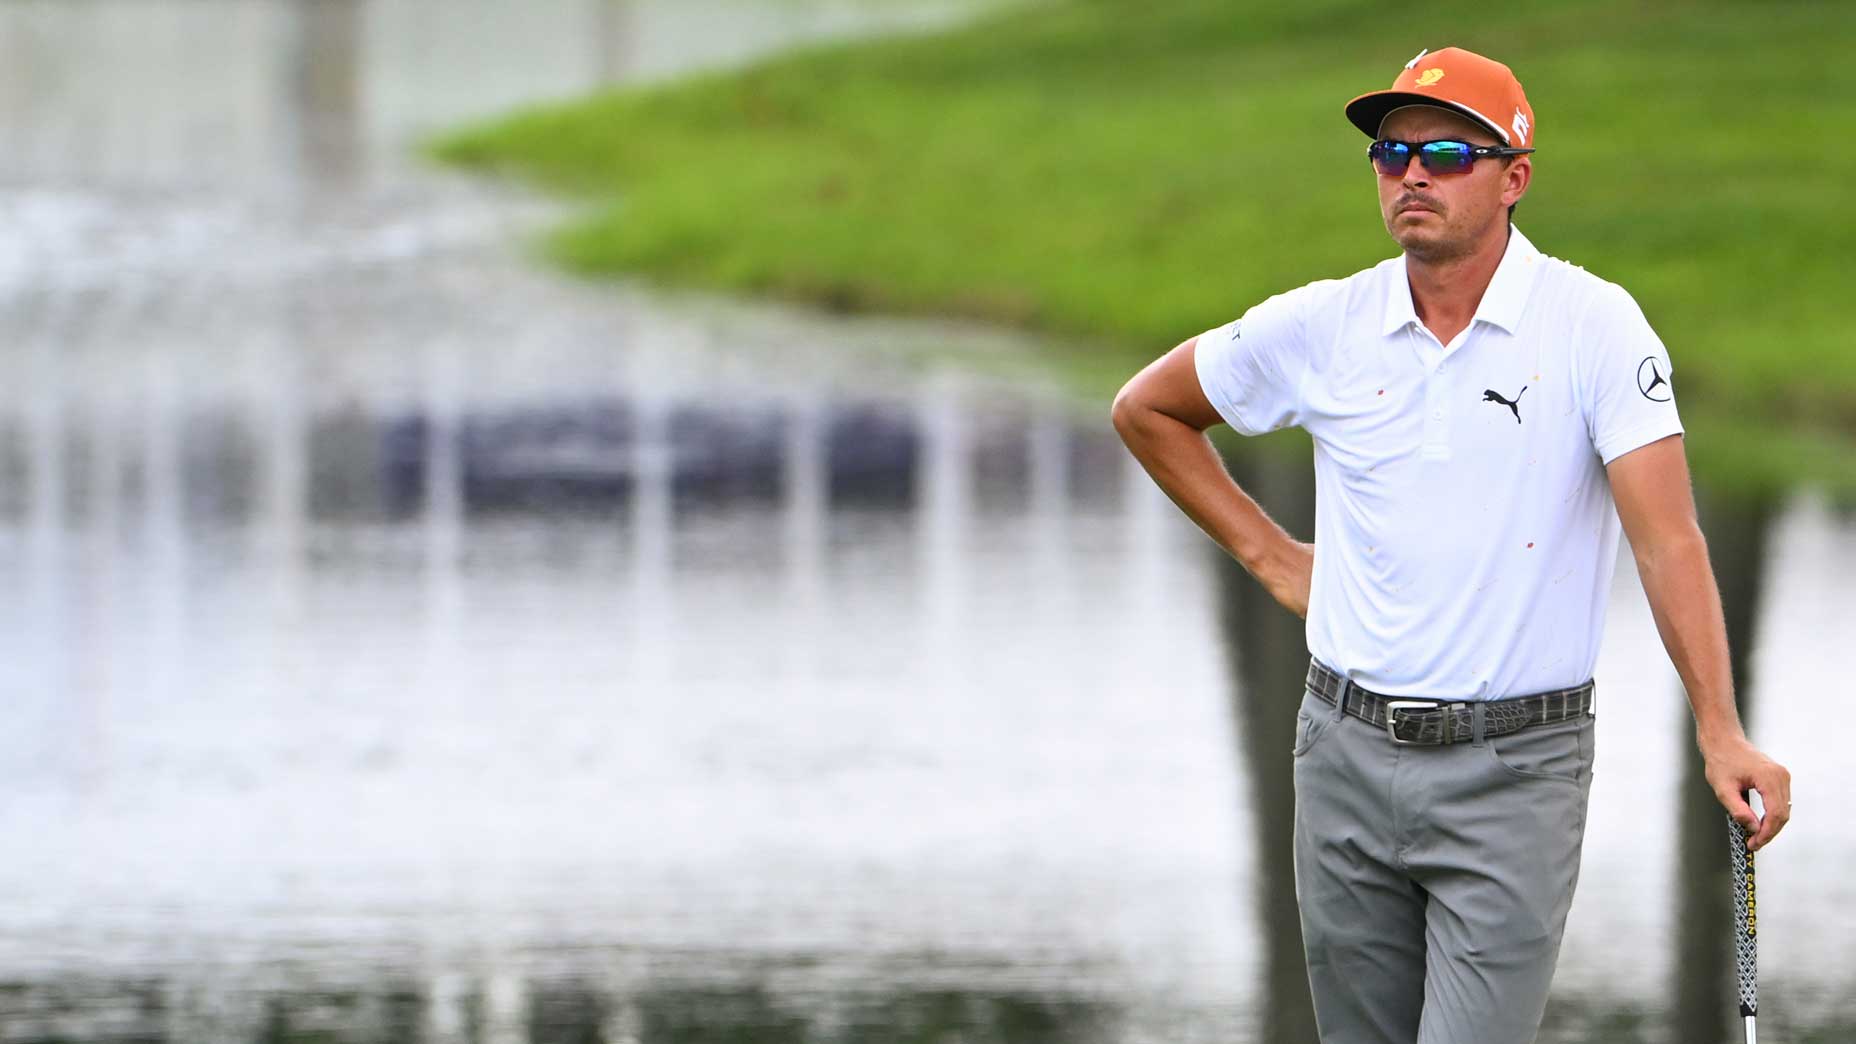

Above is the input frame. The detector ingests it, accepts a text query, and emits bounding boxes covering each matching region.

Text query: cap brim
[1344,90,1510,144]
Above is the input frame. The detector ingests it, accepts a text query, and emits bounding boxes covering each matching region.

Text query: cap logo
[1415,67,1445,87]
[1404,48,1430,69]
[1512,108,1531,145]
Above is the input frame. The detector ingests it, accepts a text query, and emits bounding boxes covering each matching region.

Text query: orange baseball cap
[1345,47,1536,149]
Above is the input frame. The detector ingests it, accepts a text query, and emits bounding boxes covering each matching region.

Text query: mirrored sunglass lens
[1420,141,1475,173]
[1371,142,1410,174]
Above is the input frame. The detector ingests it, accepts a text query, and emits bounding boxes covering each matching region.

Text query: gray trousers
[1291,683,1596,1044]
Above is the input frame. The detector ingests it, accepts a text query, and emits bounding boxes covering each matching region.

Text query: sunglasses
[1369,139,1535,177]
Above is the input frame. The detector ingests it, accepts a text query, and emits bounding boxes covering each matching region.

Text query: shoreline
[424,0,1856,499]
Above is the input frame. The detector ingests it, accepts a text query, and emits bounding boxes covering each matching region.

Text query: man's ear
[1503,157,1532,208]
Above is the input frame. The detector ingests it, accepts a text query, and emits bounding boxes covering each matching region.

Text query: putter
[1728,811,1758,1044]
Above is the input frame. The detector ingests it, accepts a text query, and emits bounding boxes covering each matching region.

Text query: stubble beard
[1392,209,1496,264]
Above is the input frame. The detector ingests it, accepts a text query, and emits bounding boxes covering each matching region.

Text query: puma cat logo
[1482,385,1527,424]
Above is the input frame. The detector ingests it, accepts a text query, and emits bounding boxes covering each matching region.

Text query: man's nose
[1401,161,1432,190]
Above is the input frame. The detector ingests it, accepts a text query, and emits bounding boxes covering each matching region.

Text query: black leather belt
[1305,659,1595,746]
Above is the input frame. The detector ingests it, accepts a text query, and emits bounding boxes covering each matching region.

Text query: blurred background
[1,1,1851,1042]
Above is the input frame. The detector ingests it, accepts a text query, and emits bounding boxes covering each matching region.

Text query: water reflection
[1215,445,1320,1044]
[13,328,1846,1043]
[0,970,1133,1043]
[1669,492,1774,1044]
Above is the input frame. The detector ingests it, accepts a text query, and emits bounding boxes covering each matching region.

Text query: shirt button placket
[1423,365,1448,456]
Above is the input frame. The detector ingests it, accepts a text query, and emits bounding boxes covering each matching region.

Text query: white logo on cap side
[1405,48,1430,69]
[1512,109,1530,145]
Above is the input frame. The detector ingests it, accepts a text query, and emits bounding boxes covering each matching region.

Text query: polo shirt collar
[1381,224,1542,337]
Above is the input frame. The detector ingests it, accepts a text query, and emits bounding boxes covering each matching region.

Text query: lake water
[1,3,1852,1042]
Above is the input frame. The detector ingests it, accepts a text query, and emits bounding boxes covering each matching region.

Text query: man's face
[1375,106,1529,262]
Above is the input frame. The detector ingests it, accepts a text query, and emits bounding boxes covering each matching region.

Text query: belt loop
[1471,701,1488,746]
[1332,674,1352,723]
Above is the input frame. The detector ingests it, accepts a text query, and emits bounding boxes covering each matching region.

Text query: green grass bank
[428,0,1855,498]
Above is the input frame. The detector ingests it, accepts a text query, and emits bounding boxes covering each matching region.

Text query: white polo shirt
[1194,225,1683,699]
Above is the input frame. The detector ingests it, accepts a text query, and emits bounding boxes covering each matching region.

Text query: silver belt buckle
[1385,699,1443,745]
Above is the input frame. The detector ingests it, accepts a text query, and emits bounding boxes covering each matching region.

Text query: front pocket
[1483,717,1591,785]
[1292,699,1333,757]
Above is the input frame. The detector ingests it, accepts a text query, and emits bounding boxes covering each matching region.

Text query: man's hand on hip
[1257,539,1316,619]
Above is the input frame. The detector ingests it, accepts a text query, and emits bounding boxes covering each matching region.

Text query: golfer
[1110,46,1791,1043]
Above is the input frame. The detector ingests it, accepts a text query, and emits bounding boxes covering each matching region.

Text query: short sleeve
[1581,283,1684,465]
[1193,285,1311,436]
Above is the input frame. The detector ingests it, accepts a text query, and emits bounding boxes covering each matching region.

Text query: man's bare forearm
[1609,438,1789,847]
[1634,527,1744,743]
[1112,403,1301,586]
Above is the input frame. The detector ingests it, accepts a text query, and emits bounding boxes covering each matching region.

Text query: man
[1109,46,1791,1043]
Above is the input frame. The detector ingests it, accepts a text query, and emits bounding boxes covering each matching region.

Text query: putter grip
[1728,815,1758,1020]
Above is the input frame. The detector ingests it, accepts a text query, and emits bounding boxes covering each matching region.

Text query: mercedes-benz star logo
[1636,357,1672,402]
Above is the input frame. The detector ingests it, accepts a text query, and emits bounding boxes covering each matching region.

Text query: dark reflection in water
[1668,491,1774,1044]
[5,959,1855,1044]
[376,401,920,520]
[258,982,426,1044]
[0,970,1126,1044]
[28,395,1008,528]
[1215,438,1320,1044]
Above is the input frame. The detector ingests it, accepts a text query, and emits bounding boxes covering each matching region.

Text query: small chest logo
[1636,357,1672,402]
[1416,68,1446,87]
[1482,385,1527,424]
